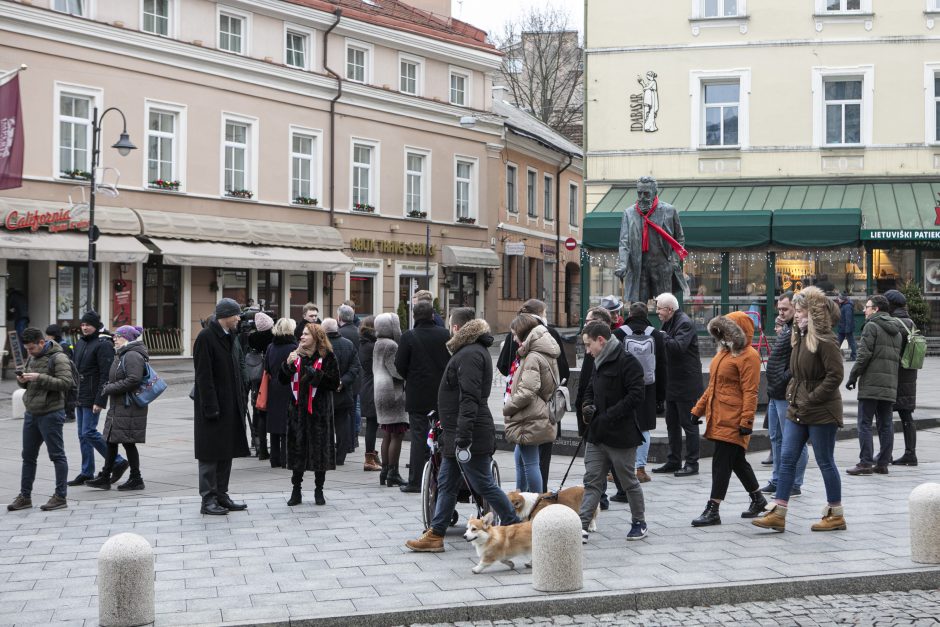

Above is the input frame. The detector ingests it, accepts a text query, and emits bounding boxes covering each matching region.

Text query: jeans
[709,440,759,501]
[665,399,700,466]
[198,459,233,503]
[21,410,69,498]
[430,455,521,536]
[636,431,651,468]
[581,443,645,528]
[351,395,361,452]
[767,399,808,488]
[858,399,894,467]
[896,408,916,458]
[514,444,542,493]
[837,332,857,359]
[777,422,841,504]
[76,406,123,477]
[406,411,431,488]
[334,404,352,465]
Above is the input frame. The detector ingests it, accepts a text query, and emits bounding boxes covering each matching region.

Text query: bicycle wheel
[420,460,437,530]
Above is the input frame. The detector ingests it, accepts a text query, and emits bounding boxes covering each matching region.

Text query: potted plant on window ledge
[61,169,92,180]
[456,216,476,225]
[150,179,181,191]
[407,210,428,219]
[353,202,376,213]
[226,189,254,199]
[294,196,318,206]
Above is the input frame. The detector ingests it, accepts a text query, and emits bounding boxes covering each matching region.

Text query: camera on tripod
[238,305,274,335]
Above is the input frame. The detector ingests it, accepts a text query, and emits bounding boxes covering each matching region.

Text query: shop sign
[862,229,940,241]
[350,238,434,256]
[3,208,89,233]
[540,244,557,261]
[505,242,526,256]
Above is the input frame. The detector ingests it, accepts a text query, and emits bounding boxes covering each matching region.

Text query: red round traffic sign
[564,237,577,251]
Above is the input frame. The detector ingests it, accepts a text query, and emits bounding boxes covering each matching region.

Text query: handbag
[255,370,270,411]
[899,319,926,370]
[121,356,169,408]
[546,364,569,425]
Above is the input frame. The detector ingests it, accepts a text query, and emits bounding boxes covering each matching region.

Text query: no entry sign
[564,237,577,251]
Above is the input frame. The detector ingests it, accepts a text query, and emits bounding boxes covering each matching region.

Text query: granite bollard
[910,482,940,564]
[98,533,155,627]
[532,503,583,592]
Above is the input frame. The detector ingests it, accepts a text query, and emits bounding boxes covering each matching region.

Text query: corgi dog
[463,512,532,574]
[508,487,598,532]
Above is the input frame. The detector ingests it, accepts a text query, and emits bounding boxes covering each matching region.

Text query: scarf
[291,356,323,413]
[593,336,621,369]
[635,197,689,260]
[504,356,521,403]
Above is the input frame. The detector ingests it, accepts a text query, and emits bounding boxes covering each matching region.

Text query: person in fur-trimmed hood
[690,311,766,527]
[373,313,408,487]
[754,286,846,534]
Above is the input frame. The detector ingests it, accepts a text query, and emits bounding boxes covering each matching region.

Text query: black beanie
[81,311,101,328]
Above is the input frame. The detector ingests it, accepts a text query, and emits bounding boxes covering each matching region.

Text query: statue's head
[637,176,658,210]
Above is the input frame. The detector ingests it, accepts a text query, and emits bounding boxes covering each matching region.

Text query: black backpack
[47,353,80,414]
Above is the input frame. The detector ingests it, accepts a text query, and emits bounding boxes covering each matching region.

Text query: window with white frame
[455,159,475,219]
[146,108,178,186]
[824,0,862,11]
[291,132,318,203]
[346,43,369,83]
[352,142,376,208]
[224,119,251,193]
[218,11,246,54]
[703,81,740,146]
[54,0,85,16]
[934,74,940,142]
[527,169,537,217]
[142,0,170,36]
[824,79,862,145]
[285,30,308,69]
[58,93,93,176]
[569,183,579,226]
[544,174,553,221]
[506,164,518,213]
[450,69,469,106]
[701,0,739,17]
[405,150,427,214]
[400,55,422,95]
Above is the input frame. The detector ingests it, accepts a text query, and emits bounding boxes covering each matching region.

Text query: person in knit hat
[247,311,275,460]
[192,298,251,515]
[884,289,919,466]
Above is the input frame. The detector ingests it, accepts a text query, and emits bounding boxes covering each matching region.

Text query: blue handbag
[121,356,169,407]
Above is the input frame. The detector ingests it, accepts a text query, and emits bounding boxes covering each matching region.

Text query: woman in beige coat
[502,314,560,493]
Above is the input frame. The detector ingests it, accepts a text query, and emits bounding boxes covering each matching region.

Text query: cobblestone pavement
[409,589,940,626]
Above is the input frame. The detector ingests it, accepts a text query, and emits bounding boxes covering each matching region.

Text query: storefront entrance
[398,274,430,328]
[143,261,183,355]
[447,272,477,311]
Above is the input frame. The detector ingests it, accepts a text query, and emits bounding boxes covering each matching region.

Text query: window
[824,79,862,145]
[703,81,740,146]
[399,54,423,96]
[569,183,579,226]
[349,275,375,318]
[143,263,180,330]
[351,140,379,209]
[53,0,85,16]
[222,269,248,306]
[291,131,318,203]
[404,150,428,215]
[934,73,940,142]
[507,57,523,74]
[527,169,537,217]
[450,68,470,106]
[222,115,257,196]
[702,0,738,17]
[146,109,178,186]
[256,270,281,318]
[285,30,308,69]
[218,9,248,55]
[506,165,518,213]
[142,0,169,36]
[346,41,371,83]
[825,0,861,11]
[544,174,553,221]
[455,158,475,219]
[58,93,93,176]
[813,66,872,147]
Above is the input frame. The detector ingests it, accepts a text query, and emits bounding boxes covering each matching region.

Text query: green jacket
[848,312,903,402]
[19,341,73,414]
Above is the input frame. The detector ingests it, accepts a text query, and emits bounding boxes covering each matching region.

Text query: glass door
[447,272,477,312]
[398,275,430,328]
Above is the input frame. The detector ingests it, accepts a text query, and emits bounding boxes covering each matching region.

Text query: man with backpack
[8,328,73,511]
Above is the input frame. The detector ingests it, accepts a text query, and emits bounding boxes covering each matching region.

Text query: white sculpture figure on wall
[637,71,659,132]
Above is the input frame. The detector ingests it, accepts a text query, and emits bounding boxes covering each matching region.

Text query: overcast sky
[451,0,584,41]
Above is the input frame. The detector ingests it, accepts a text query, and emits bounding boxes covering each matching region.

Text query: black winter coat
[338,323,360,351]
[583,341,646,450]
[624,316,667,432]
[193,321,250,461]
[359,330,377,418]
[661,311,703,401]
[327,331,361,410]
[73,330,115,408]
[575,326,627,429]
[264,335,298,435]
[279,351,341,472]
[766,322,793,400]
[396,320,451,413]
[437,319,497,459]
[102,341,149,444]
[893,309,918,412]
[497,323,570,383]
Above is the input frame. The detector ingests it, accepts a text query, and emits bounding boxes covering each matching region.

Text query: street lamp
[86,107,136,315]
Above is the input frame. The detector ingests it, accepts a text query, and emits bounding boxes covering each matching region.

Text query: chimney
[399,0,450,18]
[492,85,509,102]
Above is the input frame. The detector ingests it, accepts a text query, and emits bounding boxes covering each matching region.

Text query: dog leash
[556,436,584,491]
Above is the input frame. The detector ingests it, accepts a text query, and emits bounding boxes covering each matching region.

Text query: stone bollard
[910,483,940,564]
[531,503,583,592]
[98,533,155,627]
[11,389,25,420]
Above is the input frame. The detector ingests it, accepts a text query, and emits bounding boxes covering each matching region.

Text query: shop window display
[776,249,865,299]
[872,249,916,295]
[685,252,723,329]
[222,269,248,307]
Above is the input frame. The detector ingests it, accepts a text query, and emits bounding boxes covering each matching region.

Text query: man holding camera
[406,308,521,552]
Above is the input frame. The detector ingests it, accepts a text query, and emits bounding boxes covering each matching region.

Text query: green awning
[681,210,772,249]
[771,207,861,247]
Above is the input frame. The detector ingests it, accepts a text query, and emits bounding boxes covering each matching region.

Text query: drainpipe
[323,8,343,314]
[555,154,573,326]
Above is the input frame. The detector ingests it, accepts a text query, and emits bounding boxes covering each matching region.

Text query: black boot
[741,490,767,518]
[692,500,721,527]
[380,464,388,486]
[287,471,303,506]
[893,420,918,466]
[117,471,145,491]
[386,465,405,487]
[314,471,325,505]
[85,471,112,490]
[258,441,269,461]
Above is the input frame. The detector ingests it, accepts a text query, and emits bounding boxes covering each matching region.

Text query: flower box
[353,203,376,213]
[61,169,91,180]
[407,210,428,219]
[226,189,254,199]
[456,216,476,225]
[294,196,318,206]
[150,179,181,191]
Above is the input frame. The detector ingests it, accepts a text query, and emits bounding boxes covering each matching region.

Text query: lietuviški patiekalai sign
[862,229,940,241]
[3,208,89,232]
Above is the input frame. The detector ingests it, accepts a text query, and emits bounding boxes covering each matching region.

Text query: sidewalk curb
[238,568,940,626]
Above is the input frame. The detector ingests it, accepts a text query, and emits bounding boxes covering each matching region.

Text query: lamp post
[86,107,136,315]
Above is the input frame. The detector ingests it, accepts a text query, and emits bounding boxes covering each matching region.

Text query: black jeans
[198,459,233,503]
[269,434,286,466]
[406,411,431,488]
[334,405,352,464]
[364,415,378,453]
[710,440,759,501]
[21,410,68,499]
[897,408,916,457]
[665,399,700,467]
[858,399,894,467]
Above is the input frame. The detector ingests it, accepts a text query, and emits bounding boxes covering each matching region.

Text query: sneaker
[110,459,130,484]
[626,521,648,541]
[6,495,32,511]
[66,474,92,487]
[760,482,777,494]
[40,495,67,511]
[405,529,444,553]
[599,494,610,511]
[581,529,589,544]
[789,486,802,497]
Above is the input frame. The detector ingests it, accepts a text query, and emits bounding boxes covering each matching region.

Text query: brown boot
[363,451,382,471]
[811,505,846,531]
[405,529,444,553]
[636,468,651,483]
[751,502,787,532]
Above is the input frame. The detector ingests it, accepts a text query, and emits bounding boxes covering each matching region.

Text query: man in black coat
[68,311,126,487]
[193,298,251,515]
[652,292,704,477]
[580,321,648,541]
[337,304,361,455]
[406,308,521,553]
[322,318,361,466]
[885,289,919,466]
[395,300,451,493]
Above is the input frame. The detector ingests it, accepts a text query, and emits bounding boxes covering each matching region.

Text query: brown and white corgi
[463,512,532,574]
[508,487,598,532]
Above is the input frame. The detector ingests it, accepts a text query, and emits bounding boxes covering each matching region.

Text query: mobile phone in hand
[15,370,24,377]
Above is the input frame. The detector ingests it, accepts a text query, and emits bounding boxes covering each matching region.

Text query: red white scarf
[292,356,323,413]
[635,197,689,260]
[504,356,521,403]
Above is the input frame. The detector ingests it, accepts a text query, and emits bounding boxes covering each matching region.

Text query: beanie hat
[81,311,102,328]
[215,298,242,319]
[884,289,906,307]
[254,312,274,332]
[114,325,143,341]
[45,324,62,337]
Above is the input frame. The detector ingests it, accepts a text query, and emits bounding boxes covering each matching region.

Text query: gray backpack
[623,327,656,386]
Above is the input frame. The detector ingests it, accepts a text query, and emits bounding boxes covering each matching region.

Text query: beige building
[584,0,940,330]
[0,0,582,357]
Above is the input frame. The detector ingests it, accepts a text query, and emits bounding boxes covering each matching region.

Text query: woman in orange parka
[690,311,767,527]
